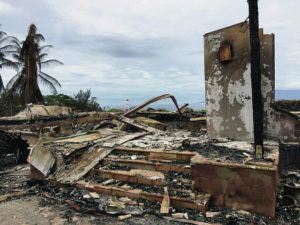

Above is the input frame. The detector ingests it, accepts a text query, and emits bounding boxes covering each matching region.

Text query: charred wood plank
[76,181,210,212]
[117,116,160,133]
[114,146,196,161]
[92,168,166,186]
[103,158,191,173]
[56,132,147,184]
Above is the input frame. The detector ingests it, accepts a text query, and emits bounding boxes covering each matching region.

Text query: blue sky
[0,0,299,109]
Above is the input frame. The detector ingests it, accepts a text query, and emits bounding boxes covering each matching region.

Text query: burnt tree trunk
[248,0,264,158]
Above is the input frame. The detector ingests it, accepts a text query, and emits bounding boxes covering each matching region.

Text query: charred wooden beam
[0,112,112,131]
[76,181,210,212]
[103,158,191,173]
[248,0,264,158]
[92,168,166,186]
[55,132,147,184]
[114,146,196,161]
[164,217,220,225]
[117,116,160,133]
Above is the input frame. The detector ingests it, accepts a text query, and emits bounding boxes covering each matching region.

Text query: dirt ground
[0,164,92,225]
[0,196,79,225]
[0,196,165,225]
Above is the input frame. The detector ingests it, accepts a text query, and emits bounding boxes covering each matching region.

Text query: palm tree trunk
[0,75,4,94]
[247,0,264,158]
[24,49,43,105]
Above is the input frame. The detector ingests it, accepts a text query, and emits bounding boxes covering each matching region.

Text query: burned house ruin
[0,21,299,225]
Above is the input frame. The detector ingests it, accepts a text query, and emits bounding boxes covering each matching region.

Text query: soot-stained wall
[204,22,277,141]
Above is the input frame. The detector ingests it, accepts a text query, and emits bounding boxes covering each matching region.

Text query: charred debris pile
[1,93,298,225]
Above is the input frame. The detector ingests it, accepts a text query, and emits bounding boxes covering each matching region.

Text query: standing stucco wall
[204,23,298,141]
[204,22,280,141]
[260,31,276,136]
[260,31,299,141]
[204,22,254,141]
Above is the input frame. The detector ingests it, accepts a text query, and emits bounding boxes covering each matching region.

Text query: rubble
[117,116,160,133]
[0,99,296,225]
[0,129,29,163]
[0,105,113,139]
[134,116,167,131]
[27,145,55,176]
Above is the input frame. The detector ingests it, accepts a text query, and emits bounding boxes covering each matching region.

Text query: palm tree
[0,74,4,94]
[6,24,62,105]
[0,27,18,94]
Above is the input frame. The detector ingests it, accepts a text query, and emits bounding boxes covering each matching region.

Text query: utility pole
[247,0,264,158]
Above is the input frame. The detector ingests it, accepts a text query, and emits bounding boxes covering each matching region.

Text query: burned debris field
[0,1,300,225]
[0,95,299,225]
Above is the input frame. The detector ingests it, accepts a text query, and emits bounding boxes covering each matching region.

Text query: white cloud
[0,0,299,108]
[0,1,13,14]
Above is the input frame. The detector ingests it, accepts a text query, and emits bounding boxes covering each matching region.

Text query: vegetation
[44,93,73,106]
[0,23,71,116]
[0,93,23,117]
[274,100,300,111]
[106,108,124,113]
[72,89,101,111]
[6,24,62,105]
[0,24,103,117]
[0,26,18,94]
[45,89,102,112]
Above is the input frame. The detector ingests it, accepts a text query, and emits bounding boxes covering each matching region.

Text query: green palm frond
[10,39,22,49]
[38,75,57,94]
[0,36,15,45]
[38,45,53,52]
[35,33,45,43]
[39,71,61,87]
[37,52,48,61]
[6,71,22,90]
[41,59,63,66]
[0,31,7,36]
[0,59,19,70]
